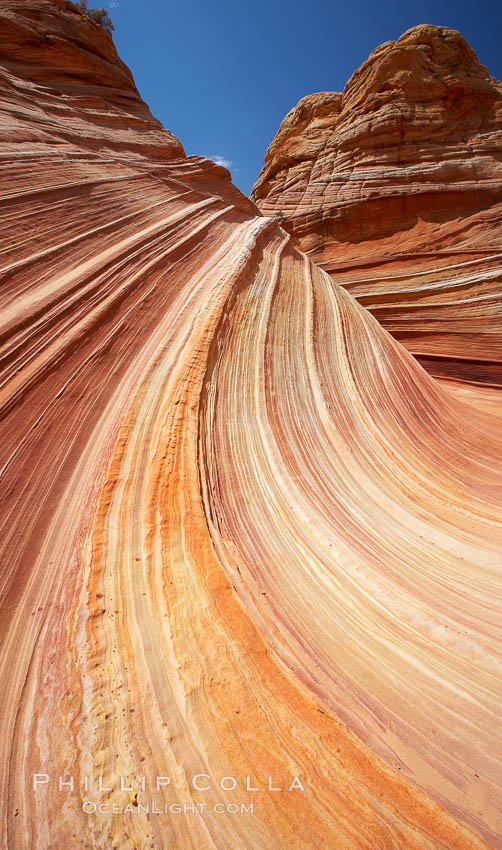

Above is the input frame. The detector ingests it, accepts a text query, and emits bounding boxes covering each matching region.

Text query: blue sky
[109,0,502,196]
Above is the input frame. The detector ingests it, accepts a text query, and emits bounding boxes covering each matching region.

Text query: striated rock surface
[251,25,502,386]
[0,5,501,849]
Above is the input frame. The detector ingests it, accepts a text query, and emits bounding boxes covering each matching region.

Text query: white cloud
[206,155,232,170]
[110,1,119,7]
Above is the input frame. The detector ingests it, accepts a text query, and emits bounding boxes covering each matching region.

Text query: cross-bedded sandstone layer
[1,4,501,849]
[251,25,502,388]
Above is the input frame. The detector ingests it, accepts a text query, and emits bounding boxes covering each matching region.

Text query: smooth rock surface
[251,25,502,386]
[0,5,501,849]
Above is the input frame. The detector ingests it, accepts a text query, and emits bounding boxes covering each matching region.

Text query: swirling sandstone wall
[251,25,502,387]
[0,4,501,849]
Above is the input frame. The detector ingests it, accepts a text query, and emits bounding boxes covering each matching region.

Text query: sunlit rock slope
[0,4,501,849]
[251,25,502,388]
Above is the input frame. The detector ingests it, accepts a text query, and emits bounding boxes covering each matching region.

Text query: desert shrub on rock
[76,0,114,34]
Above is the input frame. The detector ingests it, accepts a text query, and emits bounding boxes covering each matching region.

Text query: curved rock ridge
[251,25,502,387]
[0,4,501,849]
[0,0,257,215]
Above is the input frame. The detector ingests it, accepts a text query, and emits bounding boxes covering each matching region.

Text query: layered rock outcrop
[251,25,502,386]
[1,5,501,849]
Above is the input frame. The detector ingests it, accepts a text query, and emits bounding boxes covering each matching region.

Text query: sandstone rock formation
[251,25,502,387]
[1,4,501,849]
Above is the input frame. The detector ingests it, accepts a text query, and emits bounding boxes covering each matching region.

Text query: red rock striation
[251,25,502,387]
[0,5,501,850]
